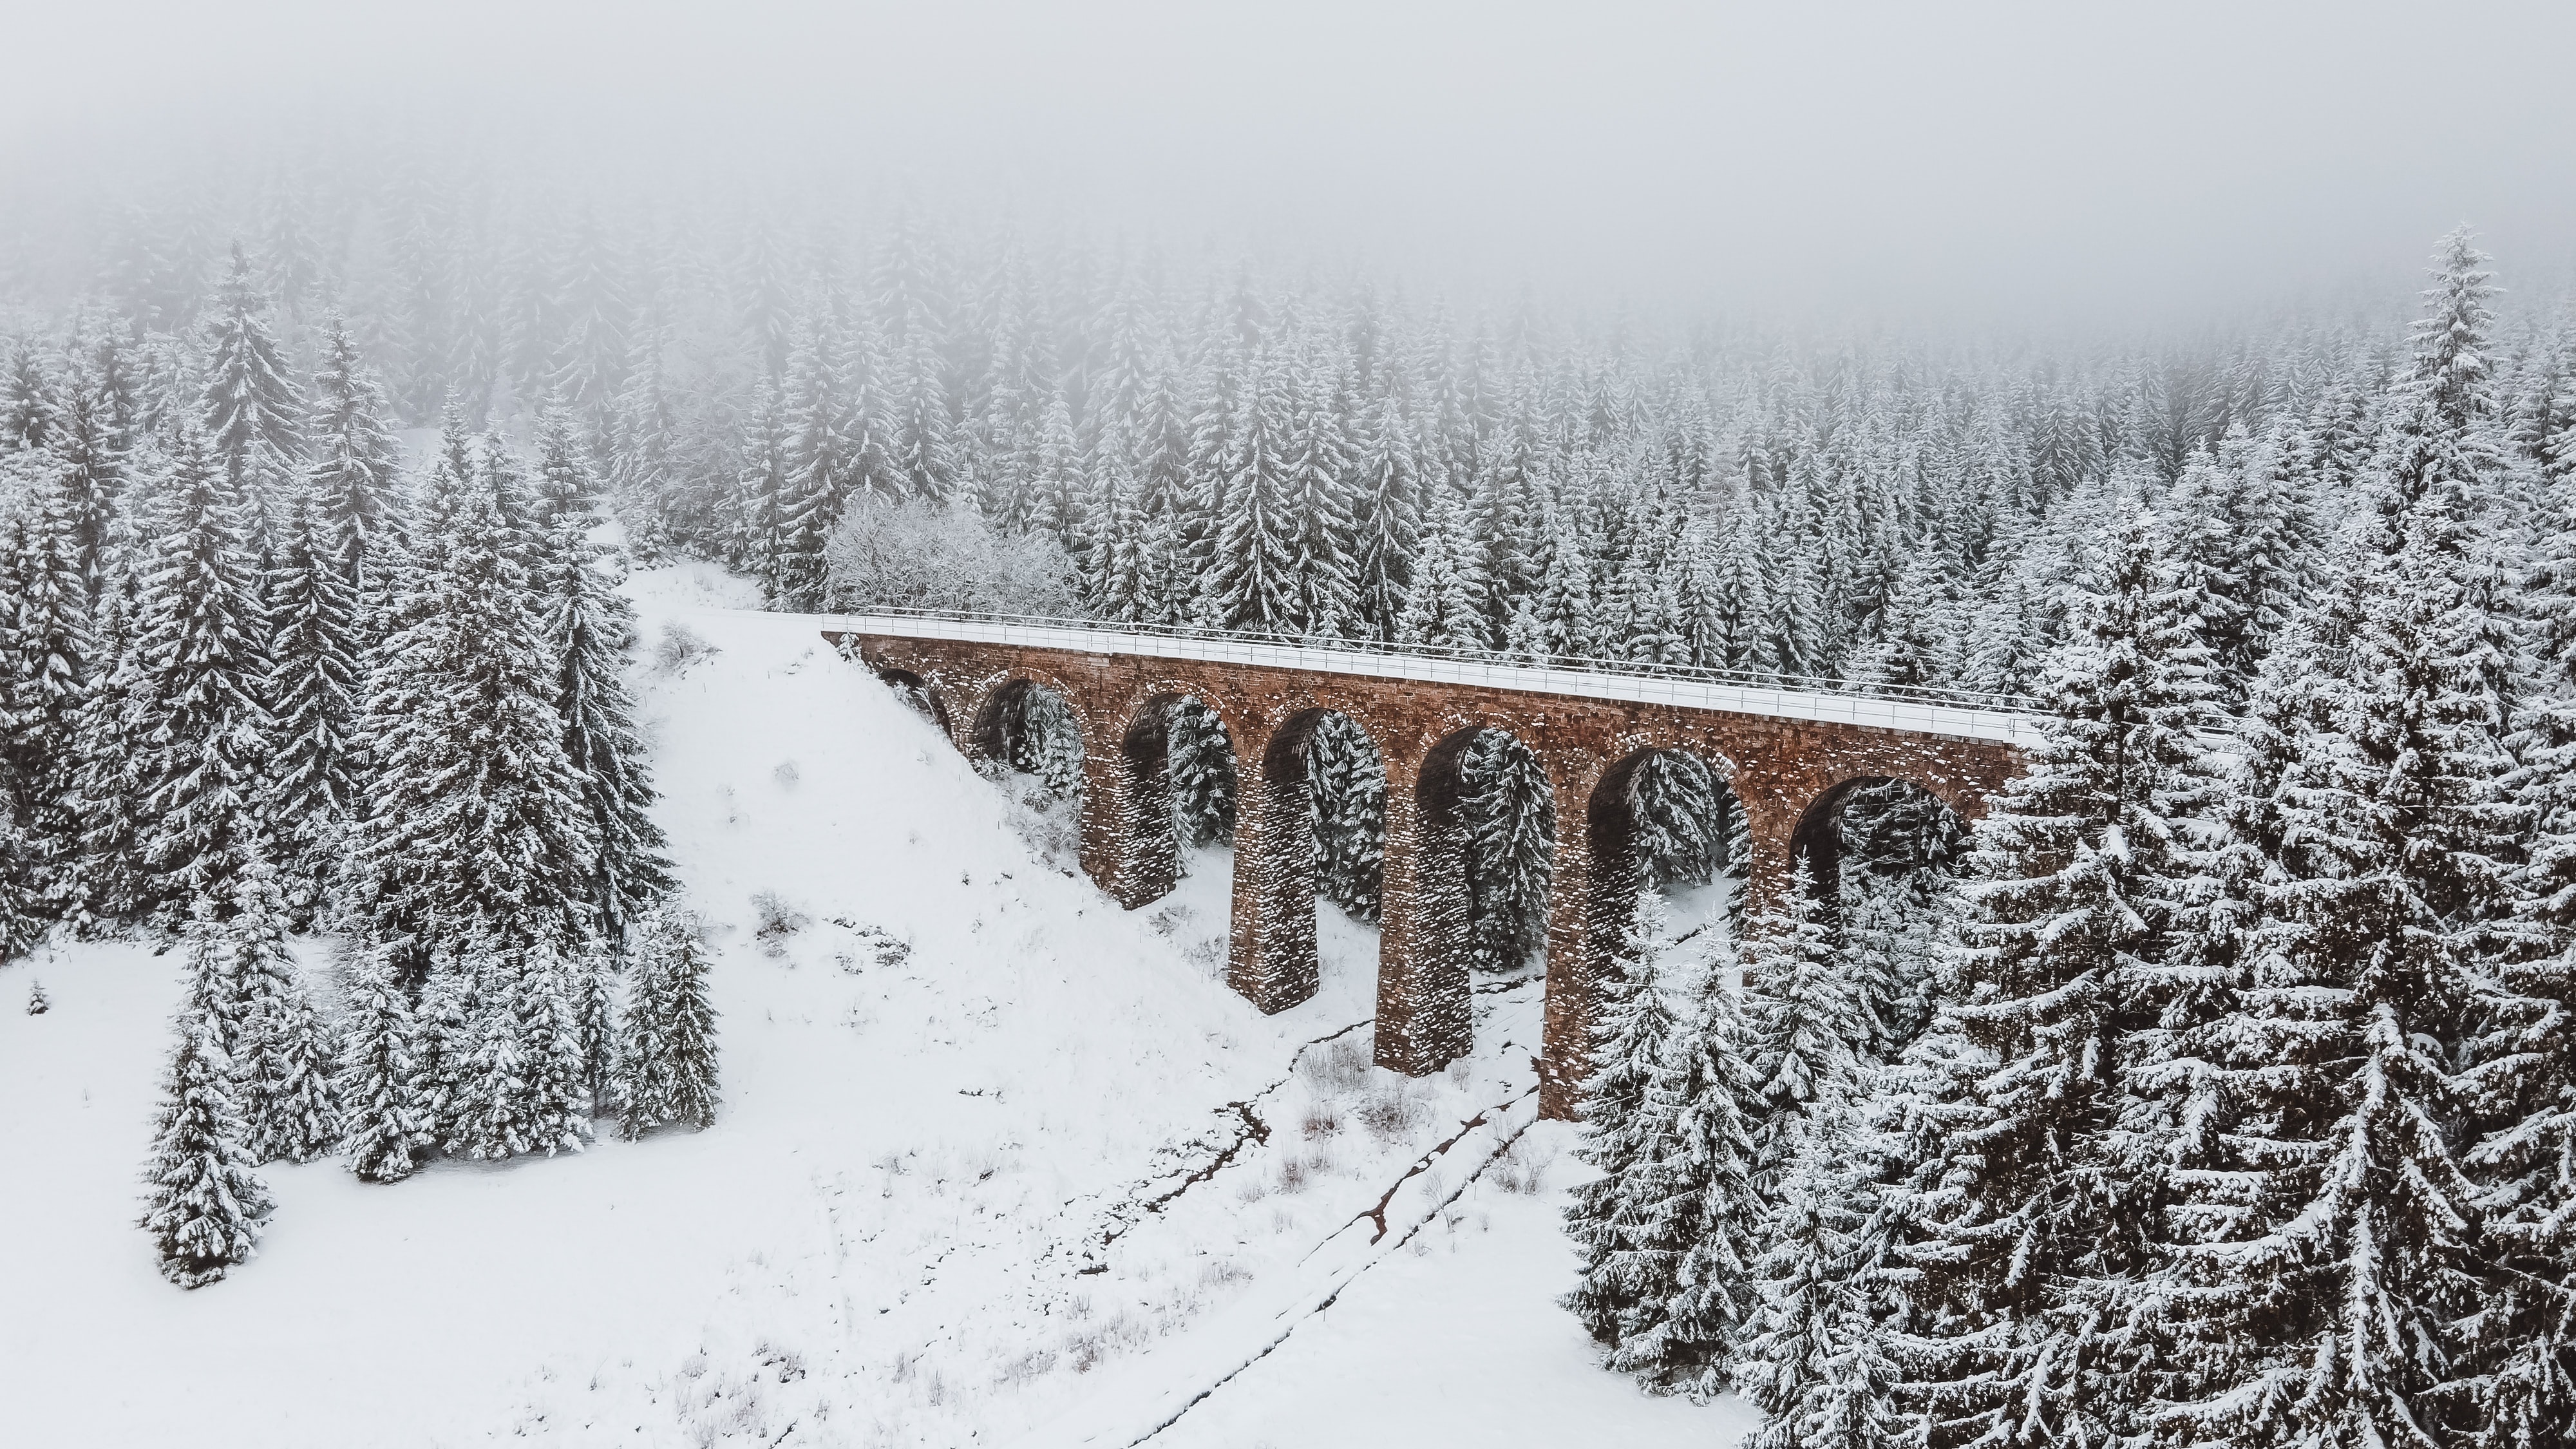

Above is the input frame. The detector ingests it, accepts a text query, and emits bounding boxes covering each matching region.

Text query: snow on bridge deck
[825,609,2048,748]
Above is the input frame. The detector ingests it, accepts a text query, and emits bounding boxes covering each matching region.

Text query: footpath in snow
[0,563,1749,1448]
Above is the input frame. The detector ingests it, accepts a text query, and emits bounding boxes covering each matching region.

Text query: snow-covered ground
[0,563,1751,1448]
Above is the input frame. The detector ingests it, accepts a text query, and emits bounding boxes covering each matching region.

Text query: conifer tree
[1394,477,1489,650]
[616,904,720,1137]
[1564,890,1685,1350]
[1741,861,1870,1184]
[334,938,428,1183]
[1741,1105,1904,1449]
[2156,234,2525,1448]
[532,413,672,940]
[125,420,274,922]
[198,242,305,530]
[1886,507,2220,1448]
[0,455,93,908]
[263,488,361,916]
[1620,925,1766,1396]
[1462,730,1553,973]
[138,1012,271,1289]
[1207,345,1302,632]
[346,426,596,967]
[302,316,406,640]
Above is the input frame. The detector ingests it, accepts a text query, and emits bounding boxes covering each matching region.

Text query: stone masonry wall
[835,632,2023,1119]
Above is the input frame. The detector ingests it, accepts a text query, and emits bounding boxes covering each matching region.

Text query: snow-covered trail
[0,564,1750,1448]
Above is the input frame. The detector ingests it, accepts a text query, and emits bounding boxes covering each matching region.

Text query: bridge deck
[827,610,2045,746]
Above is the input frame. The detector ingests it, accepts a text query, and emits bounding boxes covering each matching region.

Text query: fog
[10,0,2576,327]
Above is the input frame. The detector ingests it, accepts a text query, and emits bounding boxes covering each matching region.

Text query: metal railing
[824,605,2048,747]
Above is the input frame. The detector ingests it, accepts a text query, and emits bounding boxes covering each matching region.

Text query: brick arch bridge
[834,614,2035,1117]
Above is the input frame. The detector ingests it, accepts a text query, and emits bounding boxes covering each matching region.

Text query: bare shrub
[823,493,1082,616]
[772,760,800,790]
[750,891,810,956]
[1488,1134,1556,1195]
[1302,1102,1342,1139]
[653,622,719,676]
[1356,1083,1431,1144]
[1277,1153,1311,1193]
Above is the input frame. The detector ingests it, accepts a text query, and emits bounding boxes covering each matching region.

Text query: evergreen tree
[124,421,274,921]
[1462,730,1553,974]
[1564,890,1687,1350]
[615,904,720,1137]
[532,415,672,940]
[334,938,428,1183]
[138,1012,272,1289]
[345,426,596,967]
[1206,343,1302,632]
[1741,861,1870,1185]
[301,316,406,641]
[1622,926,1766,1396]
[1741,1104,1906,1449]
[1886,507,2221,1448]
[263,488,362,916]
[223,851,339,1164]
[198,242,305,535]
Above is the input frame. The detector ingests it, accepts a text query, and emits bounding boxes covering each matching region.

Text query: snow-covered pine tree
[334,938,427,1183]
[1462,730,1553,974]
[0,451,93,911]
[448,931,536,1160]
[1394,475,1490,651]
[1617,921,1766,1397]
[138,1011,271,1289]
[1564,889,1686,1351]
[1304,712,1384,922]
[531,413,672,941]
[615,903,720,1137]
[1166,697,1236,849]
[1206,343,1302,633]
[1740,1103,1905,1449]
[302,316,405,643]
[466,937,592,1159]
[1741,860,1869,1186]
[1885,505,2221,1448]
[345,422,596,968]
[125,419,274,923]
[2156,232,2526,1449]
[1349,382,1420,639]
[263,487,361,918]
[222,849,338,1164]
[198,242,305,544]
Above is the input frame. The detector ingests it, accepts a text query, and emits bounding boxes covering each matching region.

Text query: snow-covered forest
[6,8,2576,1434]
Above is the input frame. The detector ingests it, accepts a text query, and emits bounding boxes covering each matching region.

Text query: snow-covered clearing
[0,563,1748,1448]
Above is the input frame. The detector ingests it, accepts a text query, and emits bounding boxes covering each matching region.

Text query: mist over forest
[8,7,2576,1447]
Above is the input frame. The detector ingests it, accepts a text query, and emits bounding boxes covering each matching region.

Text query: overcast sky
[12,1,2575,327]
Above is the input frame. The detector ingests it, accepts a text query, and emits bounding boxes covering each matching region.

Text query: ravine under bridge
[832,611,2038,1118]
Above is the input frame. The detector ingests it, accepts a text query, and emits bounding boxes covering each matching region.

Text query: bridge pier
[1374,736,1472,1077]
[1080,707,1179,910]
[1226,715,1321,1014]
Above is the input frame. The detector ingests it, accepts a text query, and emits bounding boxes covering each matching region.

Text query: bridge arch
[1785,770,1980,909]
[1226,703,1390,1016]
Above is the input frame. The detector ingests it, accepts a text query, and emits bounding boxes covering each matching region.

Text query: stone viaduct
[831,614,2036,1118]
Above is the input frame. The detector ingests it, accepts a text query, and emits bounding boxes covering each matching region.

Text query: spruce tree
[222,851,339,1164]
[198,242,305,535]
[1741,1104,1905,1449]
[138,1012,272,1289]
[1886,507,2220,1448]
[1620,926,1766,1396]
[1741,861,1870,1186]
[1563,890,1685,1351]
[616,904,720,1137]
[2156,236,2524,1448]
[125,419,274,922]
[533,421,672,941]
[346,429,596,966]
[1462,730,1553,974]
[264,487,362,918]
[301,316,405,645]
[334,938,428,1183]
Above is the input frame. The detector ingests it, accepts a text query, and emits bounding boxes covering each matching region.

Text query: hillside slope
[0,564,1741,1448]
